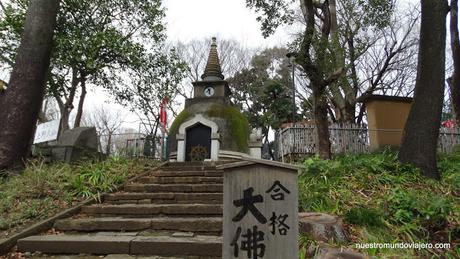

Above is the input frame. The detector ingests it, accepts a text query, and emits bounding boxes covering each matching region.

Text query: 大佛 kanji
[231,226,266,259]
[232,187,267,223]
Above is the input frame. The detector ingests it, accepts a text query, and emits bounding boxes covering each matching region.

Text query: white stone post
[211,133,221,161]
[176,134,185,162]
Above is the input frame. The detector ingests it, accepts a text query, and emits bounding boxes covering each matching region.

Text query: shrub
[386,188,419,224]
[298,150,460,257]
[67,156,135,202]
[0,157,151,236]
[344,206,384,227]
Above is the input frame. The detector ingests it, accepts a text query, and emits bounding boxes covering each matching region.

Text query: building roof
[201,37,225,81]
[360,94,413,104]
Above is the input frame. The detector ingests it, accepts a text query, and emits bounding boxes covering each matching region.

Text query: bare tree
[322,0,419,124]
[175,38,255,98]
[353,4,420,123]
[0,0,60,170]
[111,127,138,156]
[82,105,125,156]
[38,97,60,123]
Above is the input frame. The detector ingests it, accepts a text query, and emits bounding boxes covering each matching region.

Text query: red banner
[442,119,455,128]
[160,98,168,132]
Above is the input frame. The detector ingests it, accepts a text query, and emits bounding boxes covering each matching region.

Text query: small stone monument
[51,127,100,162]
[218,158,299,259]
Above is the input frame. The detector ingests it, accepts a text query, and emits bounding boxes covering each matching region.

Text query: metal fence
[275,123,460,160]
[125,136,167,160]
[98,133,167,160]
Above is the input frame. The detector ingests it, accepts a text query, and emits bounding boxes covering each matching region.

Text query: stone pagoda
[168,37,261,162]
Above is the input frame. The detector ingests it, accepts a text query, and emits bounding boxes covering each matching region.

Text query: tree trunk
[298,0,334,159]
[0,0,60,170]
[399,0,448,179]
[38,98,49,123]
[106,133,112,156]
[313,83,332,159]
[59,68,78,134]
[73,72,87,128]
[450,0,460,125]
[356,103,366,125]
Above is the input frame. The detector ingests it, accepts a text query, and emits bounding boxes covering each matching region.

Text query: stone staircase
[17,162,225,258]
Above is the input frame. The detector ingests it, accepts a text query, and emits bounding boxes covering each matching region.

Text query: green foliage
[67,157,133,202]
[1,0,166,80]
[169,110,190,136]
[229,47,295,156]
[0,160,73,233]
[298,150,460,257]
[206,105,250,152]
[246,0,294,38]
[386,189,418,223]
[344,206,384,227]
[0,0,185,132]
[0,157,151,236]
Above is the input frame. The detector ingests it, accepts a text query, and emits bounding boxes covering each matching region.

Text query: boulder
[307,243,370,259]
[299,212,349,243]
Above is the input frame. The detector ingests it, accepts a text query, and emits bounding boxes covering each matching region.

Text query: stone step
[81,204,223,216]
[123,184,223,193]
[103,192,223,205]
[18,234,222,256]
[161,166,218,172]
[147,170,223,177]
[131,235,221,256]
[54,217,222,233]
[138,176,223,184]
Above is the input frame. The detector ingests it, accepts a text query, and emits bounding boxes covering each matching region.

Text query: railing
[98,133,167,160]
[438,127,460,153]
[275,123,460,160]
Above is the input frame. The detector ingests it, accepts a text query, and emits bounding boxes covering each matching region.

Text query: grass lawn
[298,150,460,258]
[0,157,155,240]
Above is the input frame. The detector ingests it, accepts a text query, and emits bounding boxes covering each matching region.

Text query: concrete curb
[0,199,93,254]
[0,161,167,255]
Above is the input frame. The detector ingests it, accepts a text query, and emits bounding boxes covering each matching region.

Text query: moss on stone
[206,104,250,152]
[169,110,190,137]
[169,103,250,154]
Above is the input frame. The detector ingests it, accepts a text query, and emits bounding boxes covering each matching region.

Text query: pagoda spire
[201,37,224,81]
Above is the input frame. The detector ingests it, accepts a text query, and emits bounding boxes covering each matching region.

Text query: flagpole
[159,98,169,161]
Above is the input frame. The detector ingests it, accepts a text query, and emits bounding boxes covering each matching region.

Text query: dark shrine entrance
[185,123,211,161]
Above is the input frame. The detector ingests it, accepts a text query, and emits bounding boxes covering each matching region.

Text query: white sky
[162,0,290,48]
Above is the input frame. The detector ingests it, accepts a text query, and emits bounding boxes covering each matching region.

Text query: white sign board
[33,120,60,144]
[222,160,299,259]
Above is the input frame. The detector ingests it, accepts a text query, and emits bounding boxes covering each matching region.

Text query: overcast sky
[163,0,291,47]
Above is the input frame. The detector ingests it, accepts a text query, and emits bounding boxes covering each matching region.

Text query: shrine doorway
[185,123,211,161]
